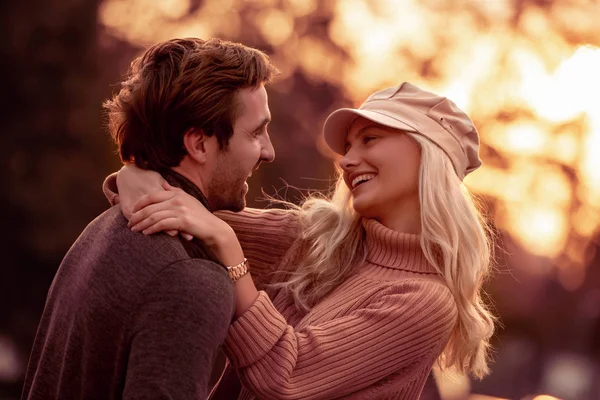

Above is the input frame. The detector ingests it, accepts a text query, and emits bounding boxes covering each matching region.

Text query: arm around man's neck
[103,164,166,219]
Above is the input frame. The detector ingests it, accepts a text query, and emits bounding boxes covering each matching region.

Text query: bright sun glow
[99,0,600,289]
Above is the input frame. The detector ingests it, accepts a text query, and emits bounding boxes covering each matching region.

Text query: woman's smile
[351,173,377,190]
[351,175,376,194]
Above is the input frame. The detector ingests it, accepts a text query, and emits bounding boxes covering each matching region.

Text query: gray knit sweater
[22,170,234,400]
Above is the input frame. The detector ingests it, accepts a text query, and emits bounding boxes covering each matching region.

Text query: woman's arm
[126,183,458,399]
[103,165,167,218]
[128,184,259,318]
[222,280,458,400]
[107,164,302,287]
[215,208,300,289]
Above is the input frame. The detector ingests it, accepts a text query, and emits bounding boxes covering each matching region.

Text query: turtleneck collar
[159,169,212,212]
[362,219,438,275]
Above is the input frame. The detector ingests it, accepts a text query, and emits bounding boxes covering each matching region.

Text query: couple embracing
[23,37,495,400]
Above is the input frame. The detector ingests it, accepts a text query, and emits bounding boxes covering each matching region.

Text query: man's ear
[182,128,215,164]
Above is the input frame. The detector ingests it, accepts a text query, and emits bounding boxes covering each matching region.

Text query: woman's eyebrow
[351,123,379,139]
[344,123,380,151]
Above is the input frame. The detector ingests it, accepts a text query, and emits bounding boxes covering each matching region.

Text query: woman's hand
[124,168,257,318]
[117,164,192,240]
[117,164,166,219]
[128,182,244,264]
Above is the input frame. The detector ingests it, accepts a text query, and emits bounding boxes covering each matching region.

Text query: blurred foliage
[98,0,600,283]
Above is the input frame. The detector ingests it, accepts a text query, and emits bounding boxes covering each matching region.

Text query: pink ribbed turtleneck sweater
[213,208,458,400]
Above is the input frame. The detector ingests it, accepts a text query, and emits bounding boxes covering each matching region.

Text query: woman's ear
[183,128,215,164]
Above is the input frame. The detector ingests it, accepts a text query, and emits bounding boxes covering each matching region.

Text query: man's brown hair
[104,38,279,170]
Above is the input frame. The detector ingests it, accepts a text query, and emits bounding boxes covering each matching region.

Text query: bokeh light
[99,0,600,292]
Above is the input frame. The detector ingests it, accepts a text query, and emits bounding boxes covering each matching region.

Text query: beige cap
[323,82,482,180]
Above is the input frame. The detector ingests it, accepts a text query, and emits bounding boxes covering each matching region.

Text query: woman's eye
[363,136,377,144]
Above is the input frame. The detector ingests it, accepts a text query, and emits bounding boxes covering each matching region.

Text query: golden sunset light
[5,0,600,399]
[99,0,600,291]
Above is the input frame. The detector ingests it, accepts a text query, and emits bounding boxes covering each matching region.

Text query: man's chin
[211,185,247,212]
[222,197,246,213]
[228,202,245,213]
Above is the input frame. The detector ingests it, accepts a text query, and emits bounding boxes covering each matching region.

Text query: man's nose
[261,132,275,163]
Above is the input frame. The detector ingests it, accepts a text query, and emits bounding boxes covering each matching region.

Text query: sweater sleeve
[222,280,458,400]
[215,208,301,288]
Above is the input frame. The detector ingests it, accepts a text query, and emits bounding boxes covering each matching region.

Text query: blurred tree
[0,0,108,397]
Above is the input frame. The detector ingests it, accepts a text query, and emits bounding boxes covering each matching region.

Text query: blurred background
[2,0,599,399]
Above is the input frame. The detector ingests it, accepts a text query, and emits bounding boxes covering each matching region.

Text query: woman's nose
[338,148,360,171]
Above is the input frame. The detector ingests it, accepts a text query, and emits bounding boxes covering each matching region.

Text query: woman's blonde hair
[272,132,496,379]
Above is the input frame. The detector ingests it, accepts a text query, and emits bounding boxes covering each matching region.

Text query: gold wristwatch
[226,258,249,282]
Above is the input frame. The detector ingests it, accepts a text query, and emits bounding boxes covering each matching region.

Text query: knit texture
[23,172,235,400]
[212,208,458,400]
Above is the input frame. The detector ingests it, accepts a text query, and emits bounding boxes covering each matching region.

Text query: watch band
[226,258,249,282]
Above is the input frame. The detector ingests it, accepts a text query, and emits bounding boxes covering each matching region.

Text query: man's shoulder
[142,258,235,318]
[75,206,231,288]
[159,258,231,290]
[80,206,191,259]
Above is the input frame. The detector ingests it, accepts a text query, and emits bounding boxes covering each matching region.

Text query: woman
[108,82,496,399]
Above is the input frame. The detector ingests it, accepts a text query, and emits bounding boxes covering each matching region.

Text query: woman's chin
[352,200,377,219]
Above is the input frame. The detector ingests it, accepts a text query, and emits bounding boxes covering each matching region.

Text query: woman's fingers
[181,232,194,241]
[130,210,178,233]
[126,184,205,240]
[128,199,180,227]
[141,217,181,235]
[164,230,193,240]
[131,190,177,214]
[162,181,175,191]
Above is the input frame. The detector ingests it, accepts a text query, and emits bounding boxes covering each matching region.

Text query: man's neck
[160,168,212,212]
[171,164,207,193]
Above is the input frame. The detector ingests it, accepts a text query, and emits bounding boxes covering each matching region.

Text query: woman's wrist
[210,228,259,317]
[233,273,259,318]
[211,225,245,266]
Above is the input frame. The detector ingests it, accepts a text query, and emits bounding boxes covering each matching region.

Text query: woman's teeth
[352,174,376,189]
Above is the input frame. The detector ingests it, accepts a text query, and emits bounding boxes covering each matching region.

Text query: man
[22,37,278,399]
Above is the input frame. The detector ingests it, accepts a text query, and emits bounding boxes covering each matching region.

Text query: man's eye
[254,127,268,137]
[363,136,377,144]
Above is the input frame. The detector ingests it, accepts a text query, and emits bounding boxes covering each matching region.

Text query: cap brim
[323,108,417,154]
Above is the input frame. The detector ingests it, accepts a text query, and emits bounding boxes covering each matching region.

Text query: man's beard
[207,175,246,212]
[207,149,250,212]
